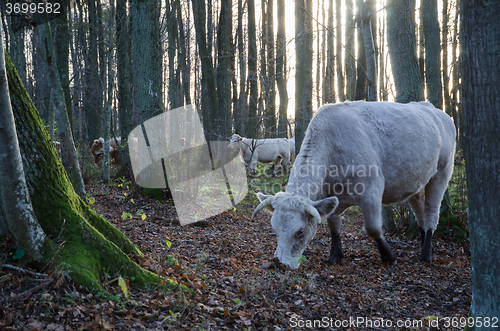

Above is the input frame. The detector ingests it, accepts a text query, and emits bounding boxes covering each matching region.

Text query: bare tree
[247,0,259,137]
[462,0,500,320]
[323,0,336,103]
[386,0,423,102]
[276,0,288,137]
[295,0,313,153]
[421,0,443,109]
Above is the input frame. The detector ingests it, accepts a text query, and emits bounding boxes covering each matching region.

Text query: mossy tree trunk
[5,53,164,292]
[1,37,51,262]
[37,23,86,200]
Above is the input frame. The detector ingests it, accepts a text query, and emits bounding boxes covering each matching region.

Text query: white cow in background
[228,134,291,175]
[253,101,456,268]
[287,136,296,158]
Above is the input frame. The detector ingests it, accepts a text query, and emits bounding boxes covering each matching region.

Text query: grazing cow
[228,134,291,175]
[90,137,122,168]
[287,136,296,158]
[252,101,456,268]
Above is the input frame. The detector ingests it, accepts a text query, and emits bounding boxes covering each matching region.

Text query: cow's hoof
[419,254,432,263]
[381,253,397,265]
[328,255,343,265]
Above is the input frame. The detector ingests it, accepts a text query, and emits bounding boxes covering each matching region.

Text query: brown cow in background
[90,137,122,168]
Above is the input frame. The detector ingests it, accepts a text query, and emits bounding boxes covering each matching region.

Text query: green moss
[6,52,185,293]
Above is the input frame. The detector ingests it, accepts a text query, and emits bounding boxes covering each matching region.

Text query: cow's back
[291,101,456,203]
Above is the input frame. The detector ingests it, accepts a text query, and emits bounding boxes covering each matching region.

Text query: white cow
[287,136,296,158]
[228,134,291,175]
[253,101,456,268]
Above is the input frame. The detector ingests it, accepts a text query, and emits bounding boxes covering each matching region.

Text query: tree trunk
[85,0,103,145]
[336,0,346,101]
[358,0,377,101]
[177,1,191,105]
[323,0,336,103]
[32,28,52,132]
[131,0,163,124]
[461,0,500,321]
[259,0,267,137]
[265,0,276,138]
[192,0,218,141]
[386,0,423,103]
[442,0,451,116]
[295,0,313,154]
[421,0,443,109]
[345,0,356,100]
[354,0,367,101]
[0,35,51,263]
[103,0,116,183]
[451,5,461,147]
[38,23,86,200]
[5,51,165,292]
[167,0,180,109]
[116,0,133,174]
[216,0,233,141]
[52,2,72,130]
[276,0,288,138]
[235,0,248,136]
[247,0,259,137]
[379,4,387,101]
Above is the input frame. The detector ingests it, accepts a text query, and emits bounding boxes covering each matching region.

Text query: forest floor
[0,181,471,330]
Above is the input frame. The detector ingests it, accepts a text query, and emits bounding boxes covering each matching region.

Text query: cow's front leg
[419,229,434,262]
[361,198,397,265]
[327,215,344,264]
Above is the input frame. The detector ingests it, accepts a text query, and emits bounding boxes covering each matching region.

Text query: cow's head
[90,138,105,166]
[228,134,243,151]
[253,192,339,269]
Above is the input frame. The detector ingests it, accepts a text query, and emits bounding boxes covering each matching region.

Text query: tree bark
[336,0,346,101]
[131,0,163,124]
[192,0,218,141]
[358,0,377,101]
[323,0,335,103]
[103,0,116,183]
[265,0,276,138]
[295,0,313,154]
[386,0,424,103]
[442,0,451,116]
[421,0,443,109]
[235,0,248,136]
[1,41,51,263]
[216,0,233,141]
[247,0,259,137]
[85,0,103,145]
[116,0,133,174]
[52,2,72,130]
[461,0,500,321]
[354,0,367,101]
[345,0,356,100]
[276,0,288,138]
[38,23,86,200]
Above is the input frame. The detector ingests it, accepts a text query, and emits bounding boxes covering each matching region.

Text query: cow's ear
[255,193,275,213]
[313,196,339,219]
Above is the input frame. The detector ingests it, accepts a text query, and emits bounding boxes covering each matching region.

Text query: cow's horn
[305,204,322,224]
[252,198,273,219]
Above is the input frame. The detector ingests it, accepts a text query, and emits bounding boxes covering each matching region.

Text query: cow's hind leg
[327,215,344,264]
[408,190,432,260]
[361,198,397,265]
[419,170,452,262]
